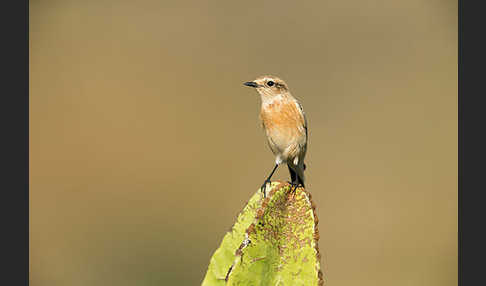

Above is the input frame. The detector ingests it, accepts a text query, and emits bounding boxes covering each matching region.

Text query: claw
[260,180,271,198]
[288,181,300,197]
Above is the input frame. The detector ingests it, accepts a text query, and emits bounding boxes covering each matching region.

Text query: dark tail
[287,164,305,188]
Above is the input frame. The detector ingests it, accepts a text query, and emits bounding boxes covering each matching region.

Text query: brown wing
[295,100,307,143]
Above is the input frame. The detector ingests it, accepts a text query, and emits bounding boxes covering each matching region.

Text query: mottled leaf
[201,181,323,286]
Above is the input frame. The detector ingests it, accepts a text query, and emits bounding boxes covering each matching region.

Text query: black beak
[243,81,258,88]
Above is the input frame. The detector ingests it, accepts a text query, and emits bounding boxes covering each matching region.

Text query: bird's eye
[267,81,274,87]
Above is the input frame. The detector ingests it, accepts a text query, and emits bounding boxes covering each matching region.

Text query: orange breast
[260,99,305,141]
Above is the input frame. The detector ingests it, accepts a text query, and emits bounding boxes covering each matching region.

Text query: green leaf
[201,181,323,286]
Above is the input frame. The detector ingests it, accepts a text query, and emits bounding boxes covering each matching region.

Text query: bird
[244,75,307,196]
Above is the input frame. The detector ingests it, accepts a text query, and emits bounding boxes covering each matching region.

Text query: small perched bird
[244,75,307,196]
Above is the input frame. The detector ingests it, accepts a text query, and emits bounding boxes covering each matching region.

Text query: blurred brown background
[30,0,457,285]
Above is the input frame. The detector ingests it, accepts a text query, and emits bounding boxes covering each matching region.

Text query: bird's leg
[288,167,305,195]
[287,165,297,185]
[287,164,300,194]
[261,164,279,198]
[290,181,299,194]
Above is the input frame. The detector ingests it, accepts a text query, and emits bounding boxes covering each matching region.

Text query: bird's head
[244,75,289,99]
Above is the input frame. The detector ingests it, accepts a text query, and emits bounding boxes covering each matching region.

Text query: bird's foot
[260,179,272,198]
[289,181,298,193]
[288,181,303,199]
